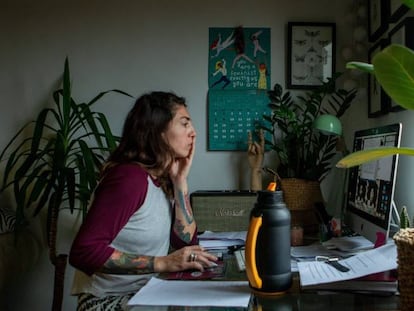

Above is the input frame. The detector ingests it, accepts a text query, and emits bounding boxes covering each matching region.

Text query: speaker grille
[190,191,257,232]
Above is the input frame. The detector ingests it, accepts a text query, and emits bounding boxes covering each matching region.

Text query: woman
[69,91,217,310]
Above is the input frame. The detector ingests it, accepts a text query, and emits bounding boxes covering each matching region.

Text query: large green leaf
[403,0,414,9]
[373,44,414,110]
[346,61,374,73]
[337,147,414,168]
[347,45,414,111]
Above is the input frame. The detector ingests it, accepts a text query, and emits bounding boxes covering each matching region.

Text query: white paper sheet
[291,244,343,259]
[128,277,251,307]
[298,241,397,286]
[198,230,247,241]
[322,235,374,252]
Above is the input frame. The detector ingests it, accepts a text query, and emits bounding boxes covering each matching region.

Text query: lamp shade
[313,114,342,136]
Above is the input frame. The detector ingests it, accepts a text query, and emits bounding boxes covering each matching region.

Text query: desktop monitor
[345,123,402,244]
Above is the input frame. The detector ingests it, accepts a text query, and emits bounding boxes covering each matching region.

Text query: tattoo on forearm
[177,191,194,224]
[100,250,155,275]
[174,220,191,242]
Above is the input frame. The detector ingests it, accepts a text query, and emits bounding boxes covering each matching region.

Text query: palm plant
[261,73,357,181]
[0,57,132,310]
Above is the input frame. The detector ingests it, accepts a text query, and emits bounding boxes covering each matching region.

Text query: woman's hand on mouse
[154,245,218,273]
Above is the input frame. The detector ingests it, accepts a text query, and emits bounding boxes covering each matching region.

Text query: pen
[315,256,350,272]
[228,245,244,254]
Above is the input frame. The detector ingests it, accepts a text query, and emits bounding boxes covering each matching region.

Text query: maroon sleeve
[69,164,148,275]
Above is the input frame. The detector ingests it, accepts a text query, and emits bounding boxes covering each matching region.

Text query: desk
[128,255,400,311]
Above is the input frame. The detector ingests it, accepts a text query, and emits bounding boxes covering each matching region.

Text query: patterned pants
[77,293,134,311]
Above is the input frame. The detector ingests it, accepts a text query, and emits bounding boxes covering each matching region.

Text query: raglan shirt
[69,163,196,297]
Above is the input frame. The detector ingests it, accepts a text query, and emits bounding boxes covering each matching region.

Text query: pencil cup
[393,228,414,311]
[291,225,303,246]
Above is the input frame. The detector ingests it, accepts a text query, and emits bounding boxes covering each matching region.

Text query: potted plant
[0,58,132,311]
[337,1,414,309]
[262,72,357,181]
[259,73,357,232]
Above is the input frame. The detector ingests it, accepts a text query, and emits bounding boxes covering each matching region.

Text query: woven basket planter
[280,178,322,233]
[394,228,414,311]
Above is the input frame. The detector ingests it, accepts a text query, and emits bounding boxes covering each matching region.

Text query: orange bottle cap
[267,182,277,191]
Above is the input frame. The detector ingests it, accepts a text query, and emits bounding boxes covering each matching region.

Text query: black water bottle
[245,190,292,294]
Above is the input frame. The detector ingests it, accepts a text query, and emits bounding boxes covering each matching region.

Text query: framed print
[368,39,390,118]
[389,0,410,23]
[387,17,414,111]
[369,0,389,42]
[287,22,336,89]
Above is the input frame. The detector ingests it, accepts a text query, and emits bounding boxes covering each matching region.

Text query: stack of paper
[302,270,398,293]
[298,242,398,294]
[198,230,246,250]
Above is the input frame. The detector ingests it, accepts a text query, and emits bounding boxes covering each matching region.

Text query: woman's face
[163,105,196,158]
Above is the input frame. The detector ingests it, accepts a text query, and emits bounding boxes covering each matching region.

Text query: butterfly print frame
[369,0,389,42]
[287,22,336,89]
[388,0,409,23]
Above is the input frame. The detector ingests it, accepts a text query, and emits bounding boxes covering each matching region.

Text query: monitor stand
[389,201,400,237]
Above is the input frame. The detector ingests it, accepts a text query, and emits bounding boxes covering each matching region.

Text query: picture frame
[287,22,336,89]
[368,39,390,118]
[368,0,389,42]
[388,0,410,23]
[387,17,414,112]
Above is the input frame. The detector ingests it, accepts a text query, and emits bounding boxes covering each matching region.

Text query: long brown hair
[103,91,186,197]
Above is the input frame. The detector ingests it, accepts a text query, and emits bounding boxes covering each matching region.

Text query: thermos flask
[245,190,292,295]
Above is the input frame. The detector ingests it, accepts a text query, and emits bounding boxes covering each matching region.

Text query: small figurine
[247,130,265,191]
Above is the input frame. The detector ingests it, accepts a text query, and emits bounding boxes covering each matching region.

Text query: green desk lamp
[313,114,342,136]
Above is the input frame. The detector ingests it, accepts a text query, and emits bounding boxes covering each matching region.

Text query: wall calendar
[208,26,271,151]
[208,89,270,151]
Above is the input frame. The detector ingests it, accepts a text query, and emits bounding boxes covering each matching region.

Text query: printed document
[128,277,251,307]
[298,241,397,286]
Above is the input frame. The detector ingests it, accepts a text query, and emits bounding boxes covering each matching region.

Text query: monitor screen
[345,123,402,244]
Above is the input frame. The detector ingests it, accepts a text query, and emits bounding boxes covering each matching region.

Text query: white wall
[3,0,413,310]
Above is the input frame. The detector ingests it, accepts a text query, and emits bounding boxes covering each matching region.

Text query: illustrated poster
[208,27,271,151]
[208,27,271,90]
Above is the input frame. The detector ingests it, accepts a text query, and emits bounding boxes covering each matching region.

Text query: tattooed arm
[99,245,216,274]
[169,139,197,244]
[172,188,197,243]
[99,250,155,274]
